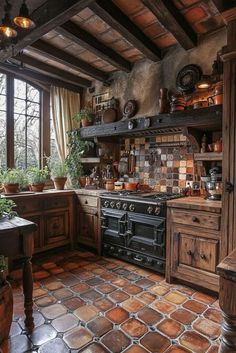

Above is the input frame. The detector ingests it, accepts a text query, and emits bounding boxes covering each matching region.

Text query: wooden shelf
[80,105,222,139]
[194,152,223,161]
[81,157,100,163]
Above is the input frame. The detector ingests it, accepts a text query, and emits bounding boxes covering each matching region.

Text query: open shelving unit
[194,152,223,161]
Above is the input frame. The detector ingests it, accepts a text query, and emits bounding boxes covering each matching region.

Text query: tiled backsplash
[120,134,198,193]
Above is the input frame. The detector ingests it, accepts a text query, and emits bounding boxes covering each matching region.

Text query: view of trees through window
[14,79,40,169]
[0,73,42,169]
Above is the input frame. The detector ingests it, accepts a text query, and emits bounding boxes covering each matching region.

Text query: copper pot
[211,94,223,105]
[124,182,139,191]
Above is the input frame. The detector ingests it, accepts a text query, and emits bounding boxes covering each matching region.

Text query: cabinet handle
[200,253,207,260]
[85,200,88,204]
[187,250,193,256]
[192,216,199,222]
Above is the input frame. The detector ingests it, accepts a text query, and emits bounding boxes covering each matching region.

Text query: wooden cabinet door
[179,234,195,266]
[77,207,98,248]
[44,211,69,246]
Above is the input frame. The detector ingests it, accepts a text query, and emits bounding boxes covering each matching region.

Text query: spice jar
[105,179,114,191]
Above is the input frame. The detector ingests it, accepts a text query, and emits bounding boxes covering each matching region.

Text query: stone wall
[83,28,226,118]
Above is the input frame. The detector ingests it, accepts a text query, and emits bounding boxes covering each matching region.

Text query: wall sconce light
[196,75,212,90]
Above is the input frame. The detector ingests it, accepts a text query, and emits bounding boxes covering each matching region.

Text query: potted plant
[46,157,68,190]
[0,198,17,221]
[65,129,94,188]
[27,166,49,192]
[0,254,13,346]
[0,169,24,194]
[73,108,94,127]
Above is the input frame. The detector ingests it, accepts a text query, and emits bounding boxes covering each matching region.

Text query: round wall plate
[176,64,202,94]
[123,100,138,119]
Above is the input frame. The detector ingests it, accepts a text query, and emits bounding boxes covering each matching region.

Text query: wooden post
[217,249,236,353]
[221,18,236,257]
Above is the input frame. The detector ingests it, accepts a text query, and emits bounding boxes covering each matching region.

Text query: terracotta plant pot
[31,183,45,192]
[81,118,92,127]
[53,177,67,190]
[3,183,19,194]
[0,281,13,345]
[79,177,86,188]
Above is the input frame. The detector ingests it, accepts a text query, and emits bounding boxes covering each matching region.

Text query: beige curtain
[50,86,80,160]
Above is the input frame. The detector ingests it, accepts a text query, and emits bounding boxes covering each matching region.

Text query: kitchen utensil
[124,182,139,191]
[206,181,222,200]
[123,100,138,119]
[176,64,202,94]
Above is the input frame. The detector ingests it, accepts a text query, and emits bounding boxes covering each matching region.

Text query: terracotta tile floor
[1,250,222,353]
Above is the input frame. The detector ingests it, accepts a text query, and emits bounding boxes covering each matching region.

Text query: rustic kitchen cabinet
[5,190,75,253]
[166,197,222,292]
[76,190,102,254]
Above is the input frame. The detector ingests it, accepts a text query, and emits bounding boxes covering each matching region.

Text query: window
[0,71,47,169]
[14,79,41,168]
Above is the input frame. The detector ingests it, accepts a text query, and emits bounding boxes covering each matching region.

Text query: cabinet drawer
[77,195,98,208]
[43,197,69,210]
[172,209,221,231]
[15,199,41,214]
[179,233,219,273]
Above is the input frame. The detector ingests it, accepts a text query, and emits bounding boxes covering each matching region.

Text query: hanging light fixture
[13,0,35,29]
[0,0,17,38]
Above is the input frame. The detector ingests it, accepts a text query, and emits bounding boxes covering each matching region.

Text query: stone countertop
[167,196,222,213]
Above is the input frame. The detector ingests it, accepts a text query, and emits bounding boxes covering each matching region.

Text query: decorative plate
[123,100,138,119]
[176,64,202,94]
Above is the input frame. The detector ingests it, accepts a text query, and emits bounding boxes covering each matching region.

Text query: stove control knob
[154,206,161,215]
[116,201,121,209]
[104,200,110,208]
[147,257,153,265]
[147,206,153,214]
[126,251,132,258]
[110,201,115,208]
[110,246,115,253]
[122,203,128,210]
[129,204,135,212]
[118,248,124,255]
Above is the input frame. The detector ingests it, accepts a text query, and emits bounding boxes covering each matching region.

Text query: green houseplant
[0,198,17,220]
[0,169,24,194]
[73,108,94,127]
[46,157,68,190]
[27,166,49,192]
[65,129,94,187]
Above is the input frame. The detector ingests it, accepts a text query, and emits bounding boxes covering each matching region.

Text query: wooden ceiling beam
[14,54,92,88]
[89,0,161,61]
[142,0,197,50]
[0,0,94,62]
[0,62,83,93]
[30,40,109,82]
[211,0,236,13]
[57,21,132,72]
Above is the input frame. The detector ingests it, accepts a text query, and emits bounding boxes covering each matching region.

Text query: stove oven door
[126,213,165,258]
[101,208,127,246]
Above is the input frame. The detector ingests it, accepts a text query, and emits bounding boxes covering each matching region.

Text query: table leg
[22,257,34,332]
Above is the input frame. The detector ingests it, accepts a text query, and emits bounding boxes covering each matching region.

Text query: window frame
[0,69,50,168]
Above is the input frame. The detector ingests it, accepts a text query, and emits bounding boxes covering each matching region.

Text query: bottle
[129,146,136,175]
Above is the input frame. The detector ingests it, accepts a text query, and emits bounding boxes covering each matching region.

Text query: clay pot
[30,183,45,192]
[214,81,223,95]
[78,177,86,188]
[105,179,114,191]
[158,88,169,114]
[81,118,92,127]
[0,281,13,345]
[124,182,139,191]
[53,177,67,190]
[3,183,19,194]
[213,139,222,153]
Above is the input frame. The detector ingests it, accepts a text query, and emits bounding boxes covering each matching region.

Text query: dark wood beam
[30,40,109,82]
[0,62,83,93]
[57,21,132,72]
[0,0,94,62]
[89,0,161,61]
[14,54,91,88]
[142,0,197,50]
[211,0,236,13]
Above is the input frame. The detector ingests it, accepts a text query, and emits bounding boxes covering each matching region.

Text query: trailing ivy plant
[65,129,94,186]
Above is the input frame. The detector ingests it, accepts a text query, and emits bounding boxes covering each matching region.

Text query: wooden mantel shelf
[80,105,222,139]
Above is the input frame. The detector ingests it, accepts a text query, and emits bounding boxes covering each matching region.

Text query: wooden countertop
[217,248,236,281]
[167,196,222,213]
[75,188,106,197]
